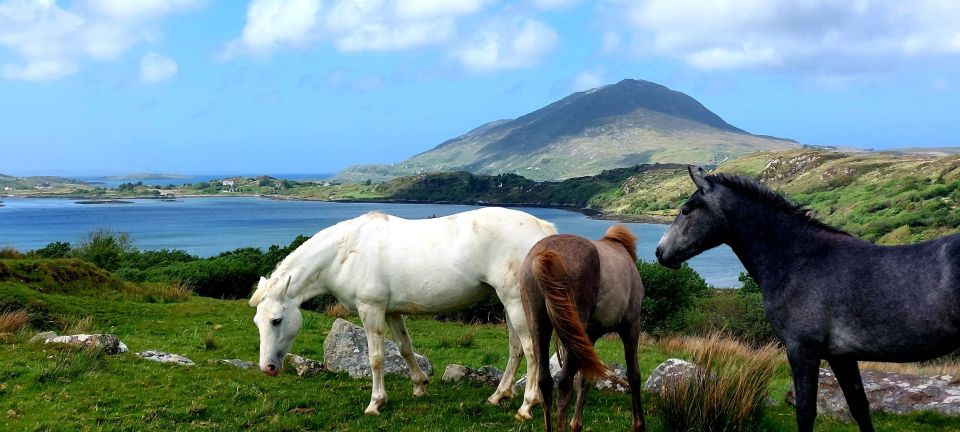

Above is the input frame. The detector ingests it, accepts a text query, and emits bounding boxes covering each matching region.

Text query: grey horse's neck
[721,194,845,290]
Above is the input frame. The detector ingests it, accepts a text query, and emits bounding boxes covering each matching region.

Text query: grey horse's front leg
[787,345,821,432]
[827,357,875,432]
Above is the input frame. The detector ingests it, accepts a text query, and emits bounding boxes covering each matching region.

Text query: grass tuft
[325,303,351,319]
[61,315,94,335]
[0,309,30,333]
[35,346,104,384]
[654,333,782,432]
[0,247,23,259]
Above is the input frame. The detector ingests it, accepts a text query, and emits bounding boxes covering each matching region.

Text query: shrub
[30,242,72,259]
[654,334,782,432]
[435,293,505,324]
[0,246,23,259]
[638,260,710,333]
[73,229,134,271]
[672,292,777,347]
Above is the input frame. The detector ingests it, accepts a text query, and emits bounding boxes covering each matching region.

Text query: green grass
[3,268,960,430]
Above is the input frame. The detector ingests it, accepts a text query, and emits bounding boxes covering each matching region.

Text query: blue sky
[1,0,959,176]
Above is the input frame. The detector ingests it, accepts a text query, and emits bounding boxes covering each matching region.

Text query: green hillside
[596,150,960,243]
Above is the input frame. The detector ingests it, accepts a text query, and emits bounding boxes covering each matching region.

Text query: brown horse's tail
[531,250,608,380]
[603,225,638,261]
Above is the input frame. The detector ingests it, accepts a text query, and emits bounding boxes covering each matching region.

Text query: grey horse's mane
[706,173,850,236]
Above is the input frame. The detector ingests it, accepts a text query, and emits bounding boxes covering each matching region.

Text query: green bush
[30,242,72,259]
[672,292,777,347]
[638,260,710,333]
[72,229,133,271]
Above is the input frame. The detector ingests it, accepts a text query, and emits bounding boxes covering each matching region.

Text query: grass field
[3,264,960,431]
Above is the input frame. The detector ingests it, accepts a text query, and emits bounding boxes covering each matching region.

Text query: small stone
[30,331,57,343]
[286,353,324,376]
[443,364,504,386]
[136,350,195,366]
[208,359,257,369]
[288,407,315,414]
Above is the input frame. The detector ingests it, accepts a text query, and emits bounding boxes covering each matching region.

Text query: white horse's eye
[271,318,282,326]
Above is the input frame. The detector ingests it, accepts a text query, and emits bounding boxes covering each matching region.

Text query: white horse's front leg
[358,304,388,415]
[386,314,429,397]
[503,299,541,420]
[488,313,523,405]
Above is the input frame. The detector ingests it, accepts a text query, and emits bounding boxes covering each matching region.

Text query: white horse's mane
[249,212,383,306]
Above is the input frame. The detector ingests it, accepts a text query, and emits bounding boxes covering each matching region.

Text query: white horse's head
[249,275,303,376]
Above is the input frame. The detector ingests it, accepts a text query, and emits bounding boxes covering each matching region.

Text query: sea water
[0,197,745,287]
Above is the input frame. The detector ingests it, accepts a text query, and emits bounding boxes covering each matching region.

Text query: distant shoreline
[4,193,670,225]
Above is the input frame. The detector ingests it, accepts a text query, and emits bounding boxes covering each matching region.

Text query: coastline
[4,192,671,224]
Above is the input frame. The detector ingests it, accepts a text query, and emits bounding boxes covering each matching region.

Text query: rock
[136,350,195,366]
[785,368,960,419]
[442,364,504,386]
[45,334,128,355]
[286,353,325,376]
[30,331,57,343]
[514,355,632,394]
[323,318,433,379]
[596,363,631,393]
[208,358,257,369]
[643,358,702,394]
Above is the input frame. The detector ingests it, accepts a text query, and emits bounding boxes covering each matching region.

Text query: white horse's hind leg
[386,314,429,397]
[359,305,388,415]
[488,313,523,405]
[502,299,541,420]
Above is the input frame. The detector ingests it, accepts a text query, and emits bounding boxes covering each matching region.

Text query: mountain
[337,79,799,181]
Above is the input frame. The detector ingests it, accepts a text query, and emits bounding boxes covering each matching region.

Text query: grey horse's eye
[271,318,282,326]
[681,205,692,215]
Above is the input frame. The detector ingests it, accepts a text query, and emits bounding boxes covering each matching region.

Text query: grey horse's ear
[688,165,712,192]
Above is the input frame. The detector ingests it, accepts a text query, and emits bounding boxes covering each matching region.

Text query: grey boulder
[323,318,433,379]
[136,350,195,366]
[286,353,325,376]
[786,367,960,419]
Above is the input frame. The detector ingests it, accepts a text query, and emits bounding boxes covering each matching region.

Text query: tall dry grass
[61,315,95,335]
[0,246,23,259]
[0,309,30,333]
[325,303,351,319]
[654,334,783,432]
[859,360,960,378]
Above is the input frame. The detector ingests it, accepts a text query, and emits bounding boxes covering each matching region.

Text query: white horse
[250,207,556,417]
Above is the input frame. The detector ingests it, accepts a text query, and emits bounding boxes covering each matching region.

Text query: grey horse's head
[655,166,727,269]
[250,275,303,376]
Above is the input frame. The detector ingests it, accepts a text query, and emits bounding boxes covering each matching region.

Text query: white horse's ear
[280,275,292,298]
[249,281,267,307]
[688,165,712,192]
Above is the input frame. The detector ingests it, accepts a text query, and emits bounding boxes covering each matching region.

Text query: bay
[0,197,746,287]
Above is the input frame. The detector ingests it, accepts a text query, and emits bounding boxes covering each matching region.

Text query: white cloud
[140,51,177,83]
[529,0,578,10]
[452,17,558,73]
[570,67,606,92]
[0,0,201,81]
[224,0,557,72]
[603,0,960,72]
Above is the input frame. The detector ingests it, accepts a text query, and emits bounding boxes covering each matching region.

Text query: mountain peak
[336,78,797,181]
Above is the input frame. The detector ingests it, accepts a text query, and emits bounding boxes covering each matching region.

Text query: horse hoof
[487,393,507,405]
[514,410,533,421]
[364,406,381,416]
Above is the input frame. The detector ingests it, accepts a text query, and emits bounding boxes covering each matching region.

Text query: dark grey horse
[655,166,960,432]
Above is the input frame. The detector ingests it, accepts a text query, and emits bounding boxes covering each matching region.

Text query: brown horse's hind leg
[620,326,646,432]
[555,356,578,432]
[827,358,875,432]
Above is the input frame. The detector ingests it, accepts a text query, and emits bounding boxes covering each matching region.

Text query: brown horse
[520,225,646,432]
